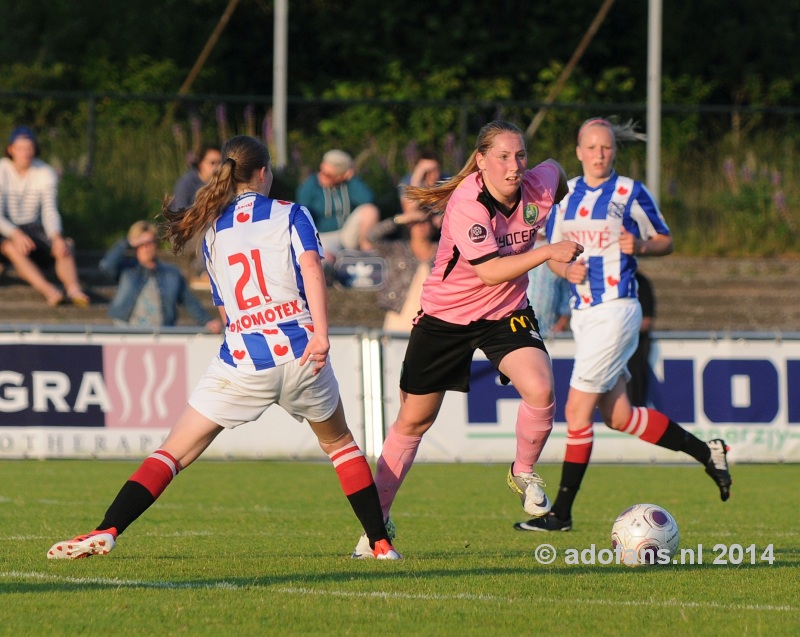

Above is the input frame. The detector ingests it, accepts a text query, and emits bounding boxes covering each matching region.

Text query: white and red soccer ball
[611,503,679,567]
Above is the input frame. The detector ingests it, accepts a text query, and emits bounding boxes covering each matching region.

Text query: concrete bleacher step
[639,256,800,333]
[0,253,798,332]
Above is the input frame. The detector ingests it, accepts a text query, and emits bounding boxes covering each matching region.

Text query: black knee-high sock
[96,481,156,535]
[551,462,590,520]
[654,421,711,464]
[551,425,594,520]
[328,441,389,548]
[622,407,711,465]
[96,450,181,536]
[347,484,390,546]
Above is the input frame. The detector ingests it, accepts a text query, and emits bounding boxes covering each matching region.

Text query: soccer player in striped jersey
[47,135,399,560]
[352,121,585,557]
[514,118,731,533]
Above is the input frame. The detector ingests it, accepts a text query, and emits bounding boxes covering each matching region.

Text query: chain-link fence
[1,90,798,254]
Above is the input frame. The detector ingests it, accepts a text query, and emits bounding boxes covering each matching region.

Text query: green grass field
[1,460,797,636]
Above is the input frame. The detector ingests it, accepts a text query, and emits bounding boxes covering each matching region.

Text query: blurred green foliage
[1,1,798,254]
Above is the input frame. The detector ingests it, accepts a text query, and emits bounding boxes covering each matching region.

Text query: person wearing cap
[295,149,380,263]
[98,220,222,332]
[0,125,90,306]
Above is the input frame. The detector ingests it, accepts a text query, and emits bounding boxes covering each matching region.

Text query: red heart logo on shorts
[617,186,628,195]
[237,212,251,222]
[607,276,619,286]
[579,207,590,217]
[581,295,592,304]
[233,350,246,360]
[273,344,289,356]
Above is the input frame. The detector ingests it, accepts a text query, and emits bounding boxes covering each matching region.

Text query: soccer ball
[610,503,679,567]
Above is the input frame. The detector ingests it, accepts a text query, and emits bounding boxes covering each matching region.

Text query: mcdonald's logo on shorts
[509,315,532,333]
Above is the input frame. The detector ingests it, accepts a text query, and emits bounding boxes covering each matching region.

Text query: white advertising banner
[0,331,365,460]
[1,330,798,462]
[380,334,800,464]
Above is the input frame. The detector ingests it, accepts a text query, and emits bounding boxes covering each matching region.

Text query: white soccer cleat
[507,464,552,517]
[352,517,398,559]
[47,530,116,560]
[352,532,373,559]
[705,438,732,501]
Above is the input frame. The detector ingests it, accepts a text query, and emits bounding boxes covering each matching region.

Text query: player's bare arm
[548,257,588,283]
[619,228,673,257]
[473,240,583,286]
[298,249,330,374]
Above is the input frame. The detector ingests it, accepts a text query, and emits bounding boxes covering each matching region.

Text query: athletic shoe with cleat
[506,464,551,517]
[372,539,402,560]
[47,529,117,559]
[513,512,572,532]
[352,517,400,559]
[705,438,732,501]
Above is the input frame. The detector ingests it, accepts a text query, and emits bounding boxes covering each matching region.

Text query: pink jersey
[420,161,561,324]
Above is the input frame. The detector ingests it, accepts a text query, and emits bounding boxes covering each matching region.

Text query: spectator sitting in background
[295,149,379,264]
[99,220,222,333]
[398,150,447,213]
[170,144,222,290]
[367,209,440,333]
[0,125,90,307]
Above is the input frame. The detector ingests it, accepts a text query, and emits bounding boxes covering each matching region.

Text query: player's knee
[393,417,433,438]
[514,374,553,407]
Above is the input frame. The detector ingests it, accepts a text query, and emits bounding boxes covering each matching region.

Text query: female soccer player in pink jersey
[352,120,584,557]
[47,135,399,560]
[514,118,731,533]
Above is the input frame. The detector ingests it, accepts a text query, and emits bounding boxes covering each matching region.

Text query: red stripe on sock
[129,450,180,499]
[333,455,375,496]
[639,408,670,443]
[620,407,642,434]
[564,425,594,464]
[329,442,361,466]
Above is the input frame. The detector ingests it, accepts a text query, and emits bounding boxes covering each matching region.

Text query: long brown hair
[162,135,270,253]
[404,120,524,215]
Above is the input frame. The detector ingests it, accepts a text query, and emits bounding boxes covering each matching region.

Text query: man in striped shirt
[0,126,89,306]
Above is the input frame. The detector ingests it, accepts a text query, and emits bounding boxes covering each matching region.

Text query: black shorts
[399,307,548,394]
[18,223,55,269]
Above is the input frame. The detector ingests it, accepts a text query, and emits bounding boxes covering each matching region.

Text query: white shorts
[189,356,340,428]
[569,298,642,393]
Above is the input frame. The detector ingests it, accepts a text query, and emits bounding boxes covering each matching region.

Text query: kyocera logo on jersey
[523,204,539,226]
[468,224,488,243]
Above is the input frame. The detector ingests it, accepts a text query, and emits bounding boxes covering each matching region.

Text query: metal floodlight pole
[272,0,288,170]
[646,0,663,202]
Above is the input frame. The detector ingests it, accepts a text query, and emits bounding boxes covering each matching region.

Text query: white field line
[1,571,796,613]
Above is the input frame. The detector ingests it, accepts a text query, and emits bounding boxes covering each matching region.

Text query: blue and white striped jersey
[545,172,670,310]
[203,192,323,370]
